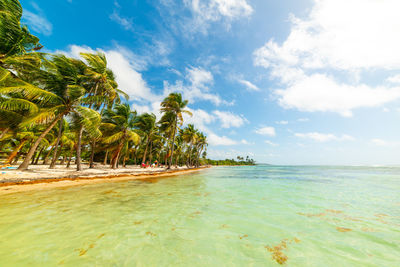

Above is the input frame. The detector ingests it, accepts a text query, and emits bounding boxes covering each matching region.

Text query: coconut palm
[181,124,197,167]
[159,93,192,169]
[135,113,157,164]
[102,103,140,169]
[13,55,101,170]
[79,52,124,168]
[0,0,42,60]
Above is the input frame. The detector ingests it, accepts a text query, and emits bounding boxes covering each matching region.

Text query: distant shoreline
[0,166,209,195]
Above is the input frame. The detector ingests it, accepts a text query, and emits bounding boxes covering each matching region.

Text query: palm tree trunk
[149,141,153,164]
[43,145,54,165]
[5,139,27,164]
[0,127,10,140]
[168,122,177,169]
[34,146,45,165]
[142,136,149,164]
[18,113,64,170]
[66,148,73,168]
[103,150,108,165]
[49,118,63,169]
[111,141,124,169]
[60,155,66,165]
[89,140,96,168]
[76,125,84,171]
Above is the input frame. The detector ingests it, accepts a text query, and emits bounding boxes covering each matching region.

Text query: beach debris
[265,238,300,265]
[239,234,248,239]
[336,227,352,232]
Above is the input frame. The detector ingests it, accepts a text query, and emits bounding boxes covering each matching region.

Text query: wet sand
[0,165,208,195]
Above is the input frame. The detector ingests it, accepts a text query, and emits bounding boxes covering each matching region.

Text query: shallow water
[0,165,399,266]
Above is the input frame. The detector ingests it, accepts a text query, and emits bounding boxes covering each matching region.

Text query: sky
[20,0,400,165]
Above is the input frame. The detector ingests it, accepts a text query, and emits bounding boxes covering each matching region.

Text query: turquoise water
[0,165,399,266]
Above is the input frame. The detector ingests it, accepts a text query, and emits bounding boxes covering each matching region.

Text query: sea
[0,165,399,266]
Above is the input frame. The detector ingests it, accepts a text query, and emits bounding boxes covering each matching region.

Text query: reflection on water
[0,165,399,266]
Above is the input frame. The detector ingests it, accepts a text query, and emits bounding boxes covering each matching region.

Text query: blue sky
[20,0,400,165]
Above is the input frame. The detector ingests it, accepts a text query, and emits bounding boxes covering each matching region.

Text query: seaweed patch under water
[336,227,352,232]
[265,238,300,265]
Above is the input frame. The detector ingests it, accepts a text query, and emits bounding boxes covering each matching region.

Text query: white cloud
[371,138,388,146]
[275,73,400,117]
[110,2,134,31]
[387,74,400,84]
[182,0,253,34]
[238,79,259,91]
[254,0,400,116]
[182,107,240,146]
[295,132,354,142]
[297,118,309,122]
[276,120,288,125]
[56,45,159,102]
[213,110,247,128]
[370,138,400,147]
[264,140,278,146]
[208,133,237,146]
[240,139,253,145]
[23,3,52,36]
[164,67,232,106]
[255,126,276,137]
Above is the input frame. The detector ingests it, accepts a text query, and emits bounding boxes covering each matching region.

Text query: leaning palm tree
[159,93,192,169]
[14,55,101,170]
[0,0,42,60]
[102,103,140,169]
[79,52,124,168]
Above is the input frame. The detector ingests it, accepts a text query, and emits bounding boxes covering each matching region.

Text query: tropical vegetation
[0,0,208,171]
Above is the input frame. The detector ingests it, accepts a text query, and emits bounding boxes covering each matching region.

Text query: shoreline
[0,166,209,195]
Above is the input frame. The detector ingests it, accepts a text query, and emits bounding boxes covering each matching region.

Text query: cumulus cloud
[163,67,232,106]
[237,79,259,91]
[295,132,354,142]
[182,107,242,146]
[276,120,288,125]
[255,127,276,137]
[254,0,400,116]
[212,110,247,128]
[22,3,52,36]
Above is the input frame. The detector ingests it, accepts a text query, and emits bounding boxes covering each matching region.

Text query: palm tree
[181,124,197,167]
[102,103,140,169]
[160,93,192,169]
[135,113,156,164]
[79,52,123,168]
[14,55,101,170]
[0,0,42,60]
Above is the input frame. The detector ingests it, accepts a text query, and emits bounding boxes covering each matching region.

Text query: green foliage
[205,156,256,166]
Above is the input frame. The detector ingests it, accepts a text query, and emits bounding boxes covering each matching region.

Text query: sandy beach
[0,164,208,195]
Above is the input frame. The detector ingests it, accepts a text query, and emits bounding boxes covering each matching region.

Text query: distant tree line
[205,156,256,166]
